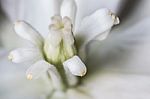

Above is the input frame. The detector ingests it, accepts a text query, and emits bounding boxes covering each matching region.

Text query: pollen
[80,69,87,77]
[27,74,33,80]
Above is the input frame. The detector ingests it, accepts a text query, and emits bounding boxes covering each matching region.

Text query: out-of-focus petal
[63,56,87,76]
[67,88,92,99]
[14,21,44,47]
[8,47,43,63]
[61,0,77,24]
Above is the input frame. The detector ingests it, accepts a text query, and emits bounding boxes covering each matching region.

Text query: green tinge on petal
[44,16,77,65]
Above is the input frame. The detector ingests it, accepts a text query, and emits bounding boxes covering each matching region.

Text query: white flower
[8,0,119,92]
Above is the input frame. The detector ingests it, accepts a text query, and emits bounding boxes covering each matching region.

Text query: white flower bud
[63,56,87,76]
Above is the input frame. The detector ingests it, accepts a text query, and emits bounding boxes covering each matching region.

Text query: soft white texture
[26,60,50,79]
[61,0,77,24]
[14,21,44,47]
[26,60,63,90]
[8,48,42,63]
[63,56,87,76]
[76,8,119,43]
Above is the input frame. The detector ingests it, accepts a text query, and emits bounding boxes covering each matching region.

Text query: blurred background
[1,0,150,99]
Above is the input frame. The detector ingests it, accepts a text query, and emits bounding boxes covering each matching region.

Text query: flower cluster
[8,0,119,91]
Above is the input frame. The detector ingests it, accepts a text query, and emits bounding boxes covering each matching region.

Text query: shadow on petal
[85,18,150,77]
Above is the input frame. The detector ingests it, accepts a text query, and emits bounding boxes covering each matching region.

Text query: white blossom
[8,0,119,94]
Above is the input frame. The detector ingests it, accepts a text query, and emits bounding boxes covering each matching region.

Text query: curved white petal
[95,29,111,41]
[26,60,63,90]
[63,56,87,76]
[75,8,119,43]
[8,47,43,63]
[14,21,44,47]
[26,60,50,80]
[61,0,77,24]
[78,29,110,60]
[26,60,57,80]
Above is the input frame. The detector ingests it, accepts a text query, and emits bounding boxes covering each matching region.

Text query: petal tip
[80,68,87,77]
[63,56,87,77]
[75,64,87,77]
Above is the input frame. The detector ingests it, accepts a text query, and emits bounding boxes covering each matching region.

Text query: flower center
[43,15,77,65]
[58,23,65,29]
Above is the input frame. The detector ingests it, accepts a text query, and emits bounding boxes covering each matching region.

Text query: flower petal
[63,56,87,76]
[26,60,63,90]
[8,47,43,63]
[75,8,119,43]
[26,60,50,80]
[61,0,77,24]
[95,29,111,41]
[14,21,44,47]
[50,0,63,15]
